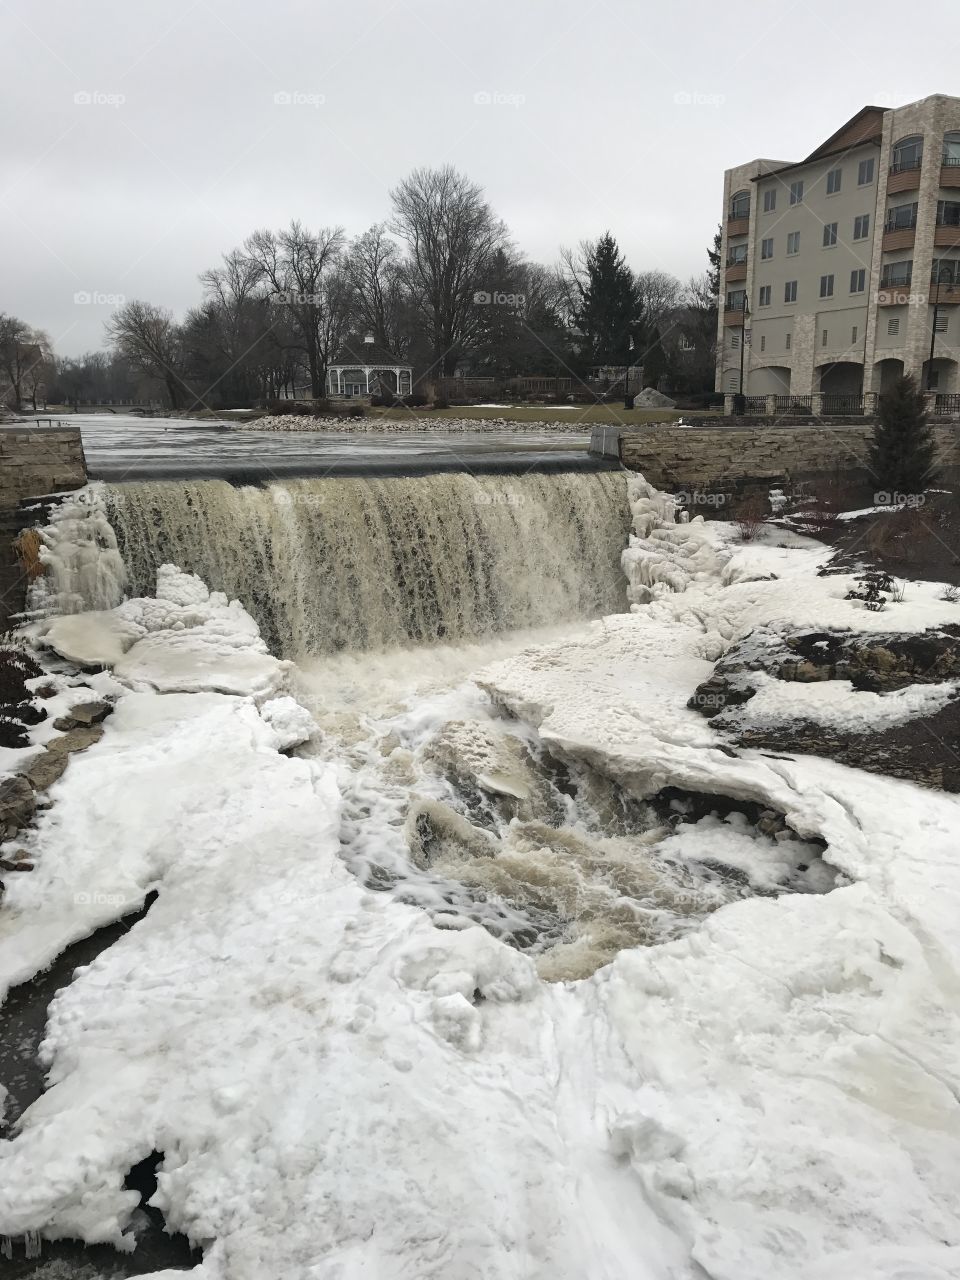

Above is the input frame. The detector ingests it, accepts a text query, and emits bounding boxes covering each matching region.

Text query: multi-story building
[717,95,960,405]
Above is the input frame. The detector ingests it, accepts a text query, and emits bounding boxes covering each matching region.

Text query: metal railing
[942,155,960,167]
[725,254,748,266]
[880,271,913,288]
[890,156,923,173]
[819,394,865,415]
[743,396,767,414]
[772,395,813,413]
[727,206,750,221]
[934,393,960,415]
[884,214,918,231]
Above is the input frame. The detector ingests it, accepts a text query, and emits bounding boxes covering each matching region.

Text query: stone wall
[0,428,87,509]
[618,424,960,499]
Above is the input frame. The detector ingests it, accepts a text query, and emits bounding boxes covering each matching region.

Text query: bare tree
[23,328,54,410]
[0,313,40,411]
[243,222,350,397]
[634,269,685,333]
[345,223,412,357]
[390,166,508,376]
[106,300,191,409]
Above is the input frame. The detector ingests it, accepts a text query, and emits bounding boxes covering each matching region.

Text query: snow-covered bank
[2,478,960,1278]
[233,413,598,434]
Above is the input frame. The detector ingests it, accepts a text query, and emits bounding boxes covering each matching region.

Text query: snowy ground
[1,479,960,1279]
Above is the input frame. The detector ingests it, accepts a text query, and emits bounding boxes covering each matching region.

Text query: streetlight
[928,264,953,391]
[733,294,749,415]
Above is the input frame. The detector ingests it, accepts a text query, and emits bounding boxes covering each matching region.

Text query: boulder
[0,775,36,839]
[633,386,676,409]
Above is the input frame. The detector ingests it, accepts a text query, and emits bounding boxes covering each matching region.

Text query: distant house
[327,333,413,398]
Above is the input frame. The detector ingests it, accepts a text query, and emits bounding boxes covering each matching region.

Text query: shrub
[338,403,365,418]
[407,393,428,408]
[0,647,45,749]
[432,397,450,410]
[734,495,767,542]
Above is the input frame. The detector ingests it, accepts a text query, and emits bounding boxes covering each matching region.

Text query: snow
[733,670,959,733]
[2,475,960,1278]
[37,565,289,698]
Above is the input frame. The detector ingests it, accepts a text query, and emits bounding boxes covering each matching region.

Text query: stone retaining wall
[0,428,87,509]
[619,425,960,498]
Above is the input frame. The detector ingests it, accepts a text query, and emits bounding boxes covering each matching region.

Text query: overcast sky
[2,0,955,356]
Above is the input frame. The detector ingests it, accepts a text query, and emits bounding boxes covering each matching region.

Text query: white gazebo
[327,333,413,398]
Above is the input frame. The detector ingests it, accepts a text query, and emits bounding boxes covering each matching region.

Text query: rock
[633,387,676,409]
[0,856,33,872]
[53,699,112,732]
[21,724,104,791]
[67,699,113,725]
[0,775,36,838]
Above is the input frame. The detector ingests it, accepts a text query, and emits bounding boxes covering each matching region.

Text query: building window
[945,132,960,166]
[891,135,923,173]
[760,334,766,351]
[784,280,798,303]
[858,157,875,185]
[729,190,750,219]
[880,260,913,288]
[823,222,838,247]
[761,237,773,259]
[786,231,800,255]
[785,333,791,350]
[851,325,858,343]
[887,317,900,336]
[727,244,748,264]
[885,202,918,231]
[819,274,835,298]
[928,371,940,389]
[937,200,960,227]
[726,288,747,309]
[822,330,828,347]
[850,269,866,293]
[853,214,870,240]
[789,181,804,205]
[727,375,739,391]
[730,333,740,349]
[758,285,772,306]
[763,188,777,212]
[933,259,960,285]
[826,168,842,194]
[934,313,949,333]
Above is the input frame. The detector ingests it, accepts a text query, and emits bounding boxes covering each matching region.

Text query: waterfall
[104,472,631,656]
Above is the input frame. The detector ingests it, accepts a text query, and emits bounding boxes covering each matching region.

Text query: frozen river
[19,413,607,481]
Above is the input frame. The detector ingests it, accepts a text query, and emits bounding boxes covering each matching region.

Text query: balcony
[727,207,750,237]
[725,260,747,282]
[887,158,922,194]
[930,277,960,305]
[882,225,916,251]
[723,304,748,326]
[941,157,960,189]
[877,273,912,305]
[935,223,960,249]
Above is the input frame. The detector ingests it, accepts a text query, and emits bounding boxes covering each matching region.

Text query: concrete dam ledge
[592,422,960,496]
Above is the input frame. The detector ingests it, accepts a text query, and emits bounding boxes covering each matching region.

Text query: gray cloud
[0,0,946,354]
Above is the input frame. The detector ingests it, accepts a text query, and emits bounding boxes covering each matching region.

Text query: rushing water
[105,471,631,657]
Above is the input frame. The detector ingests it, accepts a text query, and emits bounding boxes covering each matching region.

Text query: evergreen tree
[573,233,643,366]
[870,375,938,495]
[707,224,722,300]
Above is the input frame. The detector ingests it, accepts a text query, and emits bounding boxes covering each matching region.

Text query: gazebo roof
[330,336,410,368]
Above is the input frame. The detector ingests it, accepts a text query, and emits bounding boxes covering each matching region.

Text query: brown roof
[751,105,885,182]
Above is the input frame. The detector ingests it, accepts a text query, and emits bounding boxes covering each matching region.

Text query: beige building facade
[717,95,960,406]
